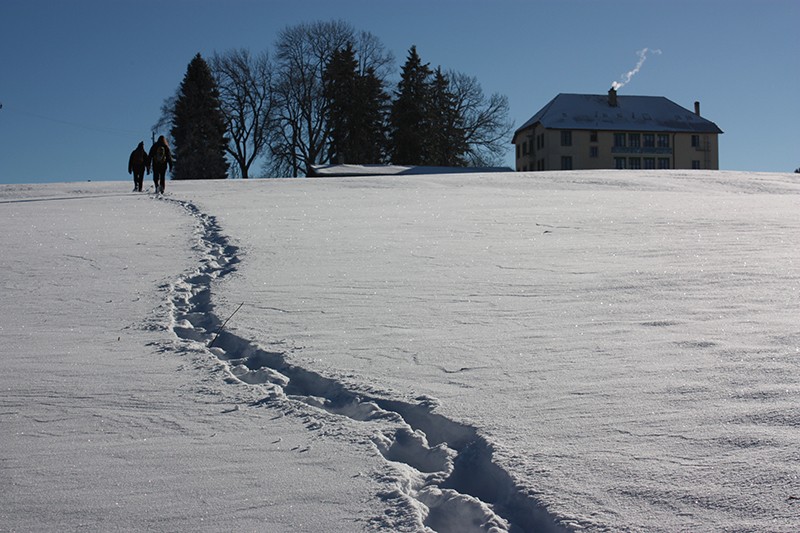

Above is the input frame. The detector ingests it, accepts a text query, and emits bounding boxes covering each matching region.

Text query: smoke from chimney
[611,48,662,91]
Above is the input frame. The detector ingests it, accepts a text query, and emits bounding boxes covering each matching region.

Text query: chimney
[608,87,618,107]
[694,101,701,116]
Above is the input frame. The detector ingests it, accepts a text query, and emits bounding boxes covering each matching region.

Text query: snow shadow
[160,196,569,533]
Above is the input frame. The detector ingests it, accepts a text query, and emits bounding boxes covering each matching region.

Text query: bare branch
[212,48,276,179]
[447,70,514,166]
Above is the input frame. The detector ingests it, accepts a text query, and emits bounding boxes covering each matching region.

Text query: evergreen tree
[427,68,467,166]
[323,43,388,164]
[269,21,392,177]
[389,46,432,166]
[387,47,509,167]
[324,44,359,164]
[355,67,389,163]
[171,54,229,180]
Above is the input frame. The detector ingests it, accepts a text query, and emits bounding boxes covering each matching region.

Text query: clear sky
[1,0,797,184]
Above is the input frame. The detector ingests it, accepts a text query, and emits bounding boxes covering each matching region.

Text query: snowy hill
[2,170,799,532]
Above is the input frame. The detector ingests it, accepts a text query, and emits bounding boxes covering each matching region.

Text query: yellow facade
[515,126,720,171]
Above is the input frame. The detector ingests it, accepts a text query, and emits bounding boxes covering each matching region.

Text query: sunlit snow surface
[2,170,799,532]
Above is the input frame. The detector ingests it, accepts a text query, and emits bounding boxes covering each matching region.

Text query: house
[512,88,723,171]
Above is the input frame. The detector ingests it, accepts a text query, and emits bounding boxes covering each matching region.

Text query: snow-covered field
[2,170,799,532]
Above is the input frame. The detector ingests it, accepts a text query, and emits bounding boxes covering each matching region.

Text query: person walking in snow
[148,135,173,194]
[128,141,149,192]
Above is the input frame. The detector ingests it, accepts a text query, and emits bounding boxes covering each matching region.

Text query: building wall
[515,126,720,171]
[673,133,720,170]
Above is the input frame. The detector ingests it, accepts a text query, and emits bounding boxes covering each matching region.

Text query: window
[615,157,626,169]
[590,131,598,143]
[590,146,599,158]
[629,133,641,148]
[629,157,642,169]
[537,133,545,150]
[516,144,520,158]
[657,134,670,148]
[692,160,701,169]
[561,156,573,170]
[691,135,700,148]
[644,158,656,169]
[643,134,655,148]
[561,131,572,146]
[614,133,626,147]
[658,158,670,169]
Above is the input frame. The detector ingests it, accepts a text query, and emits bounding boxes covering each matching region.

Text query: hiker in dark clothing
[128,141,149,192]
[148,135,173,194]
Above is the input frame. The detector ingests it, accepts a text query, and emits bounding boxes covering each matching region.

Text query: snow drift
[2,170,799,532]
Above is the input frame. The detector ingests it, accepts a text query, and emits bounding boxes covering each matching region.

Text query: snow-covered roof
[513,92,723,142]
[309,164,512,177]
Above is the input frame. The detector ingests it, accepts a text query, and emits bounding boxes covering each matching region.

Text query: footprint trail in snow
[159,196,569,533]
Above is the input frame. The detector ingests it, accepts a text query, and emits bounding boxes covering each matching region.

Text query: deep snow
[2,170,799,532]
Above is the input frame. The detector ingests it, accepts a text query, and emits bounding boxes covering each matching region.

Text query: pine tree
[427,68,467,166]
[355,67,389,164]
[389,46,432,166]
[171,54,229,180]
[324,44,359,164]
[324,44,388,164]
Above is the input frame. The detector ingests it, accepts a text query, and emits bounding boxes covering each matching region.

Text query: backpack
[153,145,167,165]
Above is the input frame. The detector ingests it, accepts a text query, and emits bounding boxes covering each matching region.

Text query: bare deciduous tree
[212,48,275,179]
[352,30,394,80]
[447,71,514,167]
[267,20,392,177]
[152,91,177,143]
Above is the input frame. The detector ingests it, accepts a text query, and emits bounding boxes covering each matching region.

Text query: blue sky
[1,0,797,184]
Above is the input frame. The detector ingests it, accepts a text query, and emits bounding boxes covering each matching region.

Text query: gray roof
[513,93,723,142]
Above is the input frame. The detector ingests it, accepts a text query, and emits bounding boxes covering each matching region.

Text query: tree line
[158,20,513,179]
